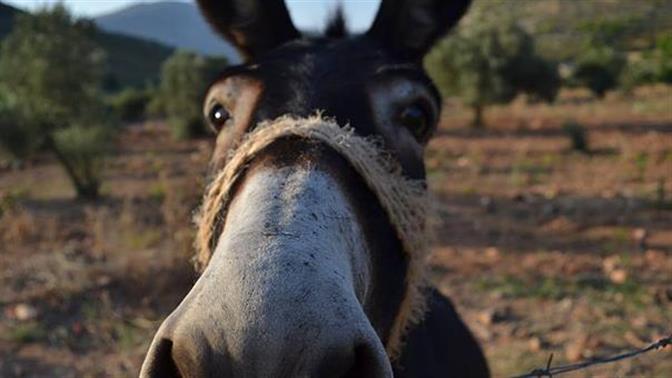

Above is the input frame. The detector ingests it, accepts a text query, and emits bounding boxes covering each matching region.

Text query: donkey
[141,0,489,376]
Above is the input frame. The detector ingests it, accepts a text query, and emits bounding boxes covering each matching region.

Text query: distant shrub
[0,189,28,218]
[562,120,589,153]
[578,18,631,49]
[510,55,561,103]
[155,51,227,140]
[51,125,112,199]
[109,88,151,123]
[572,45,625,98]
[621,58,660,91]
[657,35,672,83]
[145,87,165,119]
[5,322,47,343]
[621,35,672,90]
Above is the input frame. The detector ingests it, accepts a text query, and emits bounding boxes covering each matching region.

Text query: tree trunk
[471,104,485,129]
[45,135,99,200]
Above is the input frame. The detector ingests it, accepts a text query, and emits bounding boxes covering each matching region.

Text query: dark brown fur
[143,1,490,376]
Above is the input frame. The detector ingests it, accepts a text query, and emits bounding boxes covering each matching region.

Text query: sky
[4,0,381,31]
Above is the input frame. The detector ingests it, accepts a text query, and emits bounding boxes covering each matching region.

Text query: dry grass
[0,88,671,376]
[429,85,672,376]
[0,122,205,377]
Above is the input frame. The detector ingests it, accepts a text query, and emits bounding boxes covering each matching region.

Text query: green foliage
[51,125,111,199]
[481,1,672,62]
[426,15,559,127]
[0,90,40,162]
[157,51,206,139]
[0,110,35,163]
[145,90,166,119]
[154,51,227,139]
[562,120,589,153]
[0,188,28,217]
[476,274,646,302]
[624,34,672,89]
[0,5,115,199]
[578,18,633,49]
[633,152,649,182]
[0,6,104,128]
[572,45,625,97]
[512,56,560,103]
[168,117,204,141]
[3,322,47,343]
[108,88,152,123]
[657,34,672,82]
[621,58,660,91]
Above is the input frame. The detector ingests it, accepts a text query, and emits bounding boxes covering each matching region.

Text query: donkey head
[141,1,474,377]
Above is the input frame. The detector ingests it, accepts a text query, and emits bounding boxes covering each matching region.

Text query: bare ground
[1,86,671,377]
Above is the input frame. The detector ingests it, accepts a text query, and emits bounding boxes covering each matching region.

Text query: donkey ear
[368,0,472,60]
[196,0,300,60]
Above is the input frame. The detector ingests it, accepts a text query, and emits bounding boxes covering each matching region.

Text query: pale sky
[4,0,381,31]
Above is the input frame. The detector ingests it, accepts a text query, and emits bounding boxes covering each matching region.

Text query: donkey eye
[399,104,431,141]
[208,103,231,132]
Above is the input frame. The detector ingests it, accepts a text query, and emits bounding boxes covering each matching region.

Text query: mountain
[0,2,17,37]
[95,1,240,63]
[95,28,174,89]
[0,1,174,89]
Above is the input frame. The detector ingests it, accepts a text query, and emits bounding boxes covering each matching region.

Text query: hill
[0,3,15,37]
[95,29,174,89]
[0,1,174,89]
[95,1,239,63]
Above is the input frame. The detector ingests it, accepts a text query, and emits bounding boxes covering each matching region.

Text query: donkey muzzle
[141,139,393,377]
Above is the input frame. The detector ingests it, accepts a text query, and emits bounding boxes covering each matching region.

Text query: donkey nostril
[342,342,389,378]
[144,338,181,378]
[315,339,390,378]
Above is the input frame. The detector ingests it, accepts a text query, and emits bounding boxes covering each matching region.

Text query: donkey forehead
[257,37,402,76]
[213,37,439,116]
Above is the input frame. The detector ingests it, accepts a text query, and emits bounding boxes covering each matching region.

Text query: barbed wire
[511,334,672,378]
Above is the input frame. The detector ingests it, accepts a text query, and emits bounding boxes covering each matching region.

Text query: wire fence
[511,334,672,378]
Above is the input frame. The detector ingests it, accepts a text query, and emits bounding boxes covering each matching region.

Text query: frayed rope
[193,114,431,359]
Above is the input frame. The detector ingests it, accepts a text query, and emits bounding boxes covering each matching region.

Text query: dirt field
[1,86,671,377]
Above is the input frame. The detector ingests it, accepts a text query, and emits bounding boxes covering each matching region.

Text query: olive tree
[426,14,560,128]
[572,45,625,98]
[0,5,113,198]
